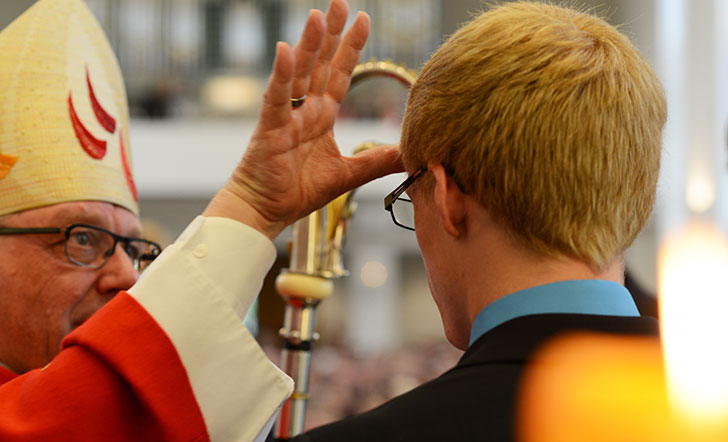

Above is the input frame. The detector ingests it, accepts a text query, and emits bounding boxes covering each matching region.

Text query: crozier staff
[0,0,399,440]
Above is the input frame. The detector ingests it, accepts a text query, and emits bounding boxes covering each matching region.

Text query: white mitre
[0,0,138,216]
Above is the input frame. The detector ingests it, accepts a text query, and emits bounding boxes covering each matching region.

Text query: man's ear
[430,162,466,239]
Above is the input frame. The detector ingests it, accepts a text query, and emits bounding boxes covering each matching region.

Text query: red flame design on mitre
[68,67,137,201]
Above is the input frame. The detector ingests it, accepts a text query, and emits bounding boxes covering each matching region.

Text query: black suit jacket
[289,314,659,442]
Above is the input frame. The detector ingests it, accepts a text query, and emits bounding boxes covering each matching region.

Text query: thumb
[343,145,404,191]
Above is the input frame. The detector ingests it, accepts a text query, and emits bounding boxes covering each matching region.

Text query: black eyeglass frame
[383,166,427,231]
[0,224,162,271]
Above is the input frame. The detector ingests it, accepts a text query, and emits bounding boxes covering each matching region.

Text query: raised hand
[204,0,403,239]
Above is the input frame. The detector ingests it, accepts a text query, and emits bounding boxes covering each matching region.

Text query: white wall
[130,118,406,199]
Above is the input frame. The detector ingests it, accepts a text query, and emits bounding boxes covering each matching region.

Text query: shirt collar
[469,279,640,346]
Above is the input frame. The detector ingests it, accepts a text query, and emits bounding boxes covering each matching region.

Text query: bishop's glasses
[0,224,161,272]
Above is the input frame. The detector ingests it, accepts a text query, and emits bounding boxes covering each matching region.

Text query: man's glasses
[0,224,162,272]
[384,166,427,231]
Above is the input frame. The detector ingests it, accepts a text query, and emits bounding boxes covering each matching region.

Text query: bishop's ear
[429,162,467,239]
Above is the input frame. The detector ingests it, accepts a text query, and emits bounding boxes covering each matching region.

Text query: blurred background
[1,0,726,430]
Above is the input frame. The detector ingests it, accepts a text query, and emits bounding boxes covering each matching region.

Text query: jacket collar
[458,313,659,368]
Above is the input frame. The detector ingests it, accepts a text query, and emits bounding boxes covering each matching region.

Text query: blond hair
[401,1,666,269]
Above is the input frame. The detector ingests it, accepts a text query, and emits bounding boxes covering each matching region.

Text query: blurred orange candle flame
[517,221,728,441]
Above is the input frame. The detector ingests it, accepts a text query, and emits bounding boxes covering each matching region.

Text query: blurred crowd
[262,341,463,430]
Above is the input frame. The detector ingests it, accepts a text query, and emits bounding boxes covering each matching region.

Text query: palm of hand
[236,101,348,228]
[205,0,402,240]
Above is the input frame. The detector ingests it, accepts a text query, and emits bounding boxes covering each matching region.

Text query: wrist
[202,187,286,241]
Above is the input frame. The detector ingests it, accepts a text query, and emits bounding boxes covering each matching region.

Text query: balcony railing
[86,0,441,117]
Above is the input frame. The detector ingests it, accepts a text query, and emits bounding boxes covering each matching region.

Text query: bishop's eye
[69,229,97,247]
[123,242,141,260]
[65,226,111,267]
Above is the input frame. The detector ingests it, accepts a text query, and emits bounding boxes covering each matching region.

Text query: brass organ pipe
[273,60,416,441]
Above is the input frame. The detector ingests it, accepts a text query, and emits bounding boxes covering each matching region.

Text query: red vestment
[0,293,209,441]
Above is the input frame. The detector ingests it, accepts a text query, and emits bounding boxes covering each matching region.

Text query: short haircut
[401,1,667,269]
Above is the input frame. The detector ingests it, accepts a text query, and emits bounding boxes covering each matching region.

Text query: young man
[0,0,399,440]
[292,2,667,441]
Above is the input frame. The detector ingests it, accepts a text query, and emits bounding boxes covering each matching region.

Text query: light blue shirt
[468,279,640,347]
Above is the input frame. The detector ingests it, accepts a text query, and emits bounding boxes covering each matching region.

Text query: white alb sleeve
[128,216,293,442]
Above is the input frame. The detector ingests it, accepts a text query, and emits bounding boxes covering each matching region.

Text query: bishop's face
[0,201,141,373]
[409,177,472,350]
